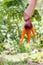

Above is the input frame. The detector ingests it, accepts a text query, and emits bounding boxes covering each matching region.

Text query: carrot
[20,28,26,46]
[20,27,37,46]
[27,30,31,43]
[31,27,37,38]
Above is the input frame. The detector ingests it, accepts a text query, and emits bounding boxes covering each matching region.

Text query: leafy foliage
[0,0,43,53]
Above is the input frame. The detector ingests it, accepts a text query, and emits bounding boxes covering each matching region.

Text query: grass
[0,49,43,65]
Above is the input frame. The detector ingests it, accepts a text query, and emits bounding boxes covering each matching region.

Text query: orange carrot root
[20,27,37,46]
[31,27,37,38]
[20,28,26,46]
[27,30,31,43]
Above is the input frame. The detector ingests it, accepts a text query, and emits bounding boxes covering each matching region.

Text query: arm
[24,0,37,19]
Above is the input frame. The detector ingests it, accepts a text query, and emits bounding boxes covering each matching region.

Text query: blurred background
[0,0,43,65]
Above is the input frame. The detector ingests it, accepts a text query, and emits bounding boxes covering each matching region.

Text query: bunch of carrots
[20,0,37,46]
